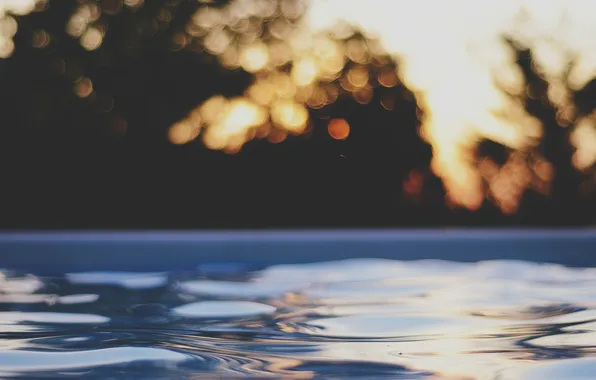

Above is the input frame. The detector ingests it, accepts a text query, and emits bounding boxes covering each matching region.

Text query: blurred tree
[476,39,596,225]
[0,0,444,228]
[0,0,594,228]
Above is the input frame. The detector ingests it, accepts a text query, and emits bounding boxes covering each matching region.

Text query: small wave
[0,259,595,379]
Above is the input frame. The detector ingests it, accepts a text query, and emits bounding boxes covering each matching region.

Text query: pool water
[1,259,596,379]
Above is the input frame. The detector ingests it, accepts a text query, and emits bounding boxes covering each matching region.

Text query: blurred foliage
[0,0,594,228]
[476,39,596,223]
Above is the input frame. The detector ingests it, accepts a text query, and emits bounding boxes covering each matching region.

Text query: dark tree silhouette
[476,38,595,225]
[0,0,445,229]
[0,1,594,228]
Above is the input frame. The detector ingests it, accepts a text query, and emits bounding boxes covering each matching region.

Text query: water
[1,259,596,379]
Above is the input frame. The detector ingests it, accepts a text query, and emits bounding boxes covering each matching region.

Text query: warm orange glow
[268,129,288,144]
[378,69,398,87]
[328,118,350,140]
[255,123,272,139]
[404,170,424,198]
[73,77,93,98]
[353,87,373,104]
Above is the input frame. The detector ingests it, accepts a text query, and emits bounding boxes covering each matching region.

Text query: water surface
[1,259,596,379]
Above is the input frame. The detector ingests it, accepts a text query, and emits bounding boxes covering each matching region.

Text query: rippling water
[1,259,596,379]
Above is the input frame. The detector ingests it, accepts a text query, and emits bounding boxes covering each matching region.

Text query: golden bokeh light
[0,0,37,17]
[66,14,88,37]
[169,121,200,145]
[199,96,229,125]
[239,42,269,73]
[219,45,240,69]
[347,66,369,88]
[196,98,268,151]
[80,27,103,51]
[328,118,350,140]
[0,2,37,58]
[313,37,345,81]
[291,58,318,87]
[0,15,17,38]
[271,100,308,133]
[0,35,13,58]
[571,115,596,170]
[248,80,275,106]
[221,99,268,134]
[294,83,314,103]
[346,38,370,64]
[268,40,292,67]
[271,73,296,100]
[204,29,231,55]
[306,86,328,109]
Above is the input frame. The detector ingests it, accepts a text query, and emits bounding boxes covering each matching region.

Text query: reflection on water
[1,260,596,378]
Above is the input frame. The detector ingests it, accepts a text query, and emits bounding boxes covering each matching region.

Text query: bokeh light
[306,0,596,210]
[73,77,93,98]
[3,0,595,217]
[0,0,38,58]
[328,118,350,140]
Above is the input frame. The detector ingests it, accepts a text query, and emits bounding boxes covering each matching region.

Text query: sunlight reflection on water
[0,259,596,379]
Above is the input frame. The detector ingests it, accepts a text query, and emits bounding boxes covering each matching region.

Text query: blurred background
[0,0,594,229]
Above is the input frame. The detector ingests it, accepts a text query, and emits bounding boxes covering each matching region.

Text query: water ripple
[1,259,596,379]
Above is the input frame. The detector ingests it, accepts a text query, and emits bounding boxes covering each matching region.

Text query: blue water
[1,259,596,379]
